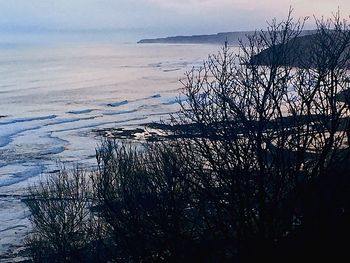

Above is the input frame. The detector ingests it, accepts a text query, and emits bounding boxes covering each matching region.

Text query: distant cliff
[138,32,255,45]
[138,30,317,45]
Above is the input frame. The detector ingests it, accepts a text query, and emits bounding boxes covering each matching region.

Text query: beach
[0,39,220,259]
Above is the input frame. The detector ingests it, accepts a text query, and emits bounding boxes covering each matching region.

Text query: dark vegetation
[24,11,350,262]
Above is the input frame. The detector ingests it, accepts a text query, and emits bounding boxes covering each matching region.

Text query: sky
[0,0,348,38]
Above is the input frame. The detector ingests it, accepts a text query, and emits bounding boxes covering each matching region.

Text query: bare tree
[170,9,350,259]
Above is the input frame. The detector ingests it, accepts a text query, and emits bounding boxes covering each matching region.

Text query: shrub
[25,166,97,263]
[93,141,199,262]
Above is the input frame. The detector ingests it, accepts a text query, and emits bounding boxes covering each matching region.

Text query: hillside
[252,32,350,68]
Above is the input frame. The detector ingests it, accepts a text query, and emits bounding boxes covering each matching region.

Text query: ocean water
[0,35,220,257]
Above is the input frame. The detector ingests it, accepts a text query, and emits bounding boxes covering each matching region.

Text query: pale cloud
[146,0,349,14]
[0,0,348,36]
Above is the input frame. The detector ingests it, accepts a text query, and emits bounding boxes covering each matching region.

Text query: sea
[0,32,220,259]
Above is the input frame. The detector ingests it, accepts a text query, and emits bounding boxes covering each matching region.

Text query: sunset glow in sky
[0,0,348,36]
